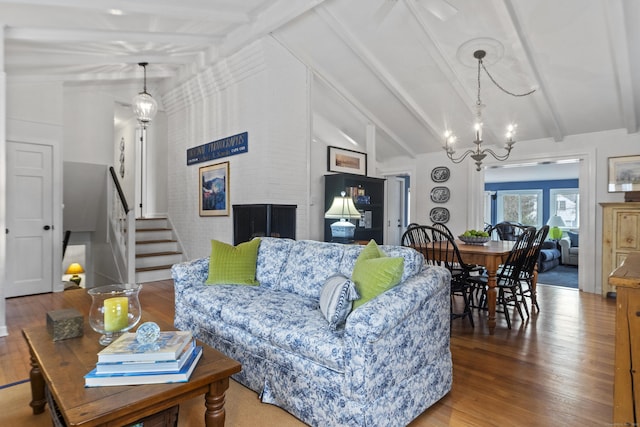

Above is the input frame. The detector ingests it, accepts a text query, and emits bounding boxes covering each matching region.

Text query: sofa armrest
[171,257,209,296]
[342,265,452,399]
[559,237,570,260]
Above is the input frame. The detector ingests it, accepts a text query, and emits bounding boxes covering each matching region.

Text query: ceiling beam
[8,68,175,83]
[221,0,327,58]
[404,0,502,145]
[315,4,442,142]
[272,33,417,159]
[502,0,565,142]
[6,53,199,67]
[602,0,637,134]
[5,26,219,45]
[0,0,251,23]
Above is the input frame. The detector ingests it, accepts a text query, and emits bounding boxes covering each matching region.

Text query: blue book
[85,346,203,387]
[95,340,196,374]
[97,331,193,363]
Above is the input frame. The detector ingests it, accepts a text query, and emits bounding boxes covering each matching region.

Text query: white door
[386,177,405,245]
[6,141,54,297]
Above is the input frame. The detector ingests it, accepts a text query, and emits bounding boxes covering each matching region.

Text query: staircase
[135,218,184,283]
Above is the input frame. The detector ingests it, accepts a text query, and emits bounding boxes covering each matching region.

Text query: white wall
[163,38,310,260]
[380,128,638,295]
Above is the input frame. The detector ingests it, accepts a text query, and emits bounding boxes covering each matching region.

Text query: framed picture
[327,146,367,176]
[608,155,640,192]
[199,162,230,216]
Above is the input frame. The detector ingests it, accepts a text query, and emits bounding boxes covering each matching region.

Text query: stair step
[136,218,169,230]
[136,228,173,241]
[136,251,182,258]
[136,264,174,272]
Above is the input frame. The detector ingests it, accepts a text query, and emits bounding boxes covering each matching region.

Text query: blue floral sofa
[172,238,452,426]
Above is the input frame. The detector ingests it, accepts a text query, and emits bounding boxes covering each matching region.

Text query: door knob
[43,225,51,230]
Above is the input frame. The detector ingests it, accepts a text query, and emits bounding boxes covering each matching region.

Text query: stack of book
[85,330,202,387]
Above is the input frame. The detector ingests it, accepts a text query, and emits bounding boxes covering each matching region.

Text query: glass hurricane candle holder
[88,284,142,345]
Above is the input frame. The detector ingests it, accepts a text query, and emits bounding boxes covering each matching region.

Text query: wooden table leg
[24,337,46,414]
[486,272,497,335]
[204,377,230,427]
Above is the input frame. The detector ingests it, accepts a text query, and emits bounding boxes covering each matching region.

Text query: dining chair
[431,222,455,239]
[519,225,550,312]
[401,225,431,258]
[404,225,475,328]
[469,227,536,329]
[490,221,531,241]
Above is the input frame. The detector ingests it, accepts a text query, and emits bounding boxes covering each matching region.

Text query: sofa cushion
[217,290,346,371]
[255,237,294,289]
[351,240,404,309]
[319,274,359,330]
[568,231,579,247]
[277,240,346,300]
[539,248,561,262]
[205,238,260,285]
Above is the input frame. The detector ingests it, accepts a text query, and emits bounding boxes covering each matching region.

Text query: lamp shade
[547,215,566,228]
[65,263,85,275]
[324,193,361,220]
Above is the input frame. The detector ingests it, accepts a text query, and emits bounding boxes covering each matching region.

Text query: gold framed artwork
[199,162,230,216]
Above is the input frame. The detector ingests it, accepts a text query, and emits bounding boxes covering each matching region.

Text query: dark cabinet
[324,174,385,244]
[233,204,296,245]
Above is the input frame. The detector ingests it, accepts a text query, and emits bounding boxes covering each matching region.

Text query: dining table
[419,239,518,334]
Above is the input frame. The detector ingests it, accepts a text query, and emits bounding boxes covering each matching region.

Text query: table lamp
[65,262,85,286]
[325,191,361,243]
[547,215,566,240]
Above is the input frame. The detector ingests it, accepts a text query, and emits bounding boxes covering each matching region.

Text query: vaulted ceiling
[2,0,638,162]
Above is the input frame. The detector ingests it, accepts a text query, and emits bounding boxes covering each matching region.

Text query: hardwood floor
[0,281,616,426]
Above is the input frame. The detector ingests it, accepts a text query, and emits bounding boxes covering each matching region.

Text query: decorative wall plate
[430,186,450,203]
[429,207,450,223]
[431,166,450,183]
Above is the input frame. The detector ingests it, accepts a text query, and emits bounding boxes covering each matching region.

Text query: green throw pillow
[351,240,404,309]
[205,238,260,285]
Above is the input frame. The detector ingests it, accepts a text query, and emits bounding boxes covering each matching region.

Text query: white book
[95,340,195,374]
[97,331,193,363]
[85,346,203,387]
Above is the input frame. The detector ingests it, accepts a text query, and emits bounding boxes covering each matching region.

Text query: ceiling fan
[375,0,458,23]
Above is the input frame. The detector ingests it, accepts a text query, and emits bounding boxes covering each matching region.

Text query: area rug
[0,379,305,427]
[537,264,579,288]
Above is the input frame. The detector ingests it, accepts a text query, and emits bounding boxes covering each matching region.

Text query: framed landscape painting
[199,162,230,216]
[327,146,367,176]
[608,155,640,192]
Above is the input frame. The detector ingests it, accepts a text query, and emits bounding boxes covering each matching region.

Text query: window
[496,190,543,227]
[550,188,579,228]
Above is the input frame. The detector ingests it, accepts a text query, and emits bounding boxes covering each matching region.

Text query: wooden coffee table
[22,292,241,427]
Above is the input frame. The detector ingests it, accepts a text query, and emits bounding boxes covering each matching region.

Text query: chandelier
[132,62,158,129]
[443,49,535,171]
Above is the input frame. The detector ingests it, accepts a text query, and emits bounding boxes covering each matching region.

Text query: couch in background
[560,231,579,265]
[538,241,562,272]
[172,238,453,427]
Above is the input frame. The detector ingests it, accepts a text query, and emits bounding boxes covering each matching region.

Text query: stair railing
[108,167,136,285]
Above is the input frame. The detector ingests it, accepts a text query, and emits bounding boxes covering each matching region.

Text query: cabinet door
[615,211,640,252]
